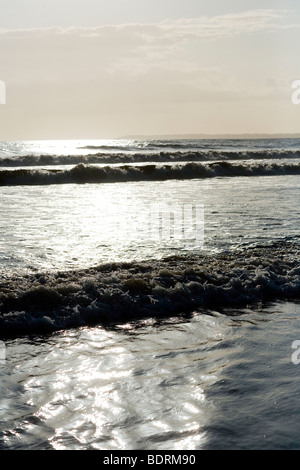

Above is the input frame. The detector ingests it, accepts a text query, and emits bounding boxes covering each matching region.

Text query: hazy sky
[0,0,300,139]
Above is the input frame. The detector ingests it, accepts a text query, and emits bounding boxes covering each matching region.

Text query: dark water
[0,138,299,449]
[1,301,300,450]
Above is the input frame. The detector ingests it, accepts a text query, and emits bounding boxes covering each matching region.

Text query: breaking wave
[0,161,300,186]
[0,238,299,337]
[0,149,300,167]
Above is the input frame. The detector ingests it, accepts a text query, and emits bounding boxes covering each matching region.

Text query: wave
[0,149,300,167]
[78,141,198,151]
[0,238,299,337]
[0,161,299,186]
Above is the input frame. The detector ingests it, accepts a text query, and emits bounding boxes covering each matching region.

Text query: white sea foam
[0,239,299,337]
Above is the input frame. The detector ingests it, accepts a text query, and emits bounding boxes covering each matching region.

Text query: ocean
[0,137,299,450]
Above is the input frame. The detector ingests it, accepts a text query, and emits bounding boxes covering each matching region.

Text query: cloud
[0,8,297,41]
[1,9,296,84]
[157,9,295,40]
[0,9,298,138]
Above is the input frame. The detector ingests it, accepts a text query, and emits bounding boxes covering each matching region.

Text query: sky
[0,0,300,140]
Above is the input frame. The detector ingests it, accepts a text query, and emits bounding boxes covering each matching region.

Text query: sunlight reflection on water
[0,176,299,273]
[1,302,300,450]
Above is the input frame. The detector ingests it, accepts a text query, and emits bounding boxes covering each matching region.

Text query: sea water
[0,138,299,449]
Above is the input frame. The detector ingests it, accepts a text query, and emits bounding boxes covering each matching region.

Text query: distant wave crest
[0,149,300,167]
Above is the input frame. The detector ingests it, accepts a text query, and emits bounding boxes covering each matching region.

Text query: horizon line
[1,132,300,143]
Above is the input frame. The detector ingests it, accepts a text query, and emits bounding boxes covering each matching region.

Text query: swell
[0,238,299,337]
[0,161,300,186]
[0,149,300,167]
[78,141,197,150]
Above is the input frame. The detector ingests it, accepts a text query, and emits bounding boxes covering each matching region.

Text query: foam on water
[0,138,300,449]
[0,238,299,338]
